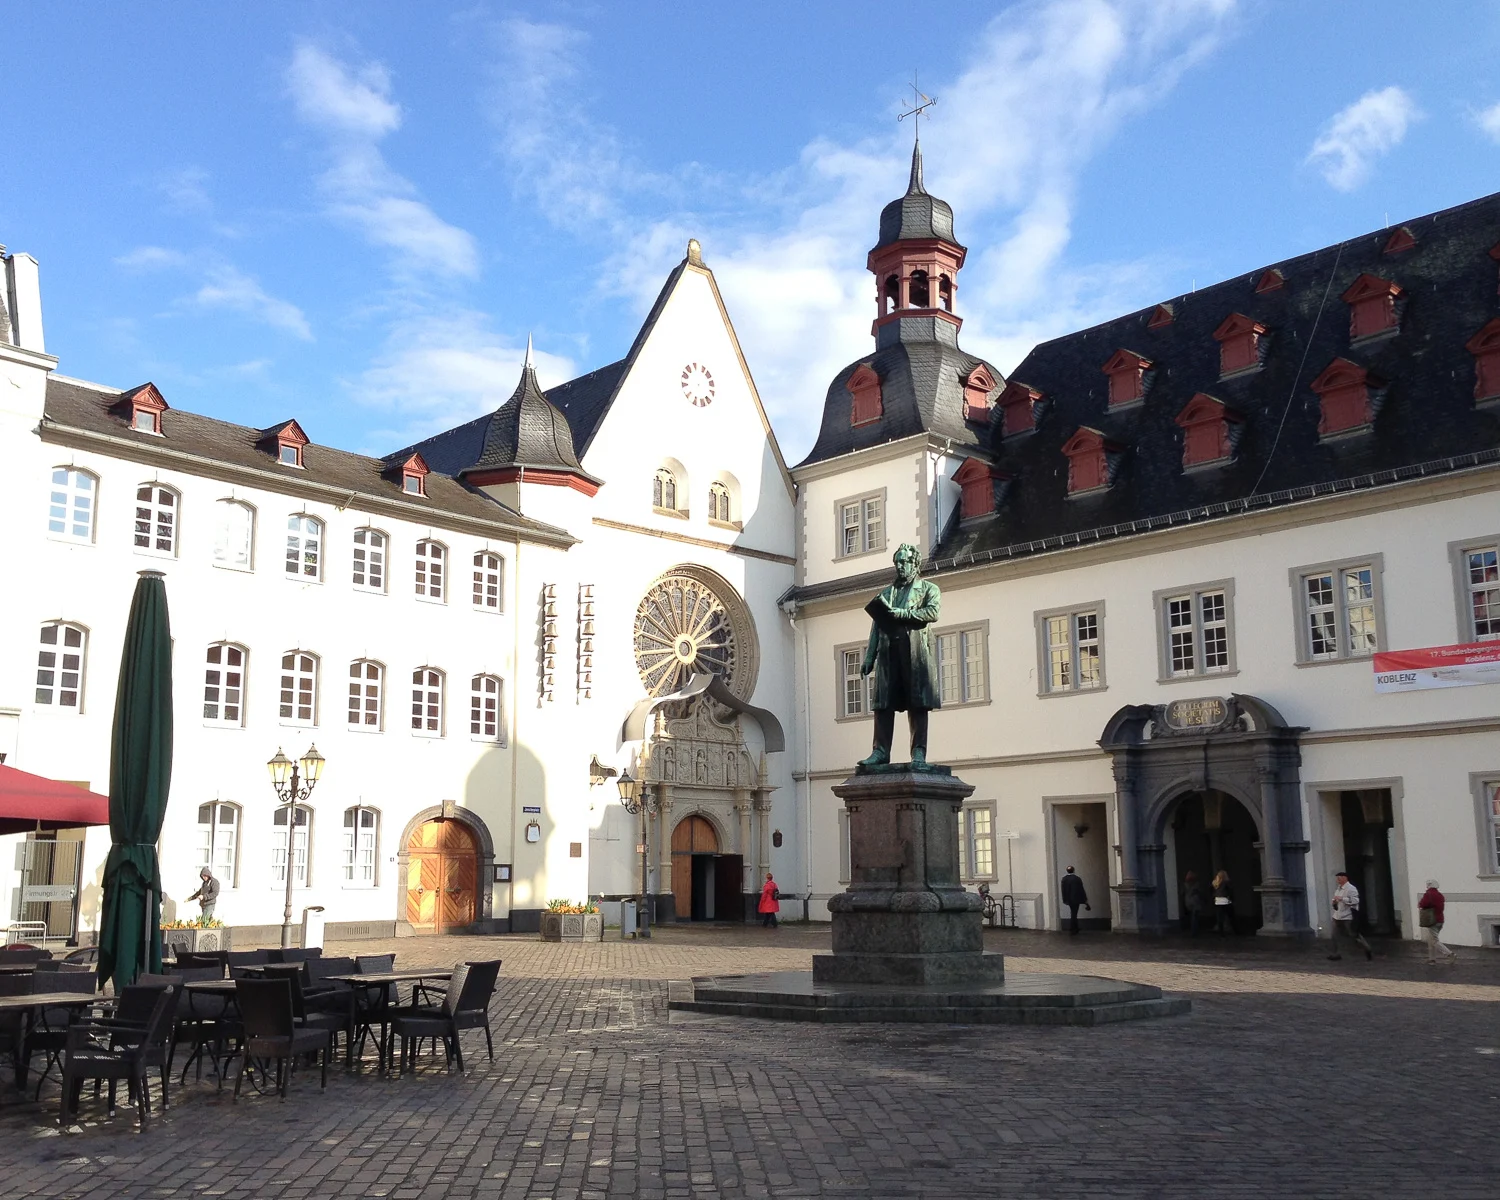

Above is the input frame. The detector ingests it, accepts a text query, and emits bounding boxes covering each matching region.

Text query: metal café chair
[59,986,176,1130]
[233,978,330,1100]
[226,950,270,976]
[27,970,100,1098]
[389,960,501,1074]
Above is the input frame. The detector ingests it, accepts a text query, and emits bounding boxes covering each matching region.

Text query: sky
[4,0,1499,465]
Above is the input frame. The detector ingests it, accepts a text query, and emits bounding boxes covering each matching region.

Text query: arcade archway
[1166,789,1263,934]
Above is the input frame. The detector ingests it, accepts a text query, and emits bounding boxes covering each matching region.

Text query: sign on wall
[1162,697,1229,732]
[1373,641,1500,693]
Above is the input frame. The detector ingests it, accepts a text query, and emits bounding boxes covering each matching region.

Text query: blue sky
[4,1,1499,463]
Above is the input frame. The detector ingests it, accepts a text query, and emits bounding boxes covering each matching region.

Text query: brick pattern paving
[1,927,1497,1198]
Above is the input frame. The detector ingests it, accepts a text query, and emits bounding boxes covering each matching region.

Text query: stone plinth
[814,768,1005,986]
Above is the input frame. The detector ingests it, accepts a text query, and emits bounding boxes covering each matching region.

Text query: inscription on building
[1164,696,1228,731]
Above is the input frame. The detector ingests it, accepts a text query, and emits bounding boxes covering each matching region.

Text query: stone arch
[394,803,498,934]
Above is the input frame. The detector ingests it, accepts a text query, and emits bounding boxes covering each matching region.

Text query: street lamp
[267,744,325,949]
[616,765,655,939]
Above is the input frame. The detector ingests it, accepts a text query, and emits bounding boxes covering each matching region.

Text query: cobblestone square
[3,927,1498,1199]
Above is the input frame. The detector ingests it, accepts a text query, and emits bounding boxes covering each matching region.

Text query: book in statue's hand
[865,594,911,633]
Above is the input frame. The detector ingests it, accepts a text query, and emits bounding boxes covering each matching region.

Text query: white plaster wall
[797,449,924,588]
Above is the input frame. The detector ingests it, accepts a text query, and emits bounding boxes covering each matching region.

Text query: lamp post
[616,765,655,939]
[267,744,325,949]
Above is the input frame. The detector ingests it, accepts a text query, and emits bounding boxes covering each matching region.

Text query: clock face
[680,362,715,407]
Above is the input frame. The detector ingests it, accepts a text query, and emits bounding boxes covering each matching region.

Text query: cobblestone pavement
[3,926,1498,1199]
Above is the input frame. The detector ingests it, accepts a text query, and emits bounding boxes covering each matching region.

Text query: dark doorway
[715,854,744,922]
[1169,790,1263,934]
[1339,790,1398,936]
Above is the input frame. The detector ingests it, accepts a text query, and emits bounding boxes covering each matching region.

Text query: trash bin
[619,897,638,939]
[300,905,327,950]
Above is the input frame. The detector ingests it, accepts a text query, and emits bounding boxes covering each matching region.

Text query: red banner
[1373,641,1500,692]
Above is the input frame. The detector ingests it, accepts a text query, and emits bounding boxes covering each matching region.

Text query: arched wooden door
[405,819,478,933]
[670,815,718,911]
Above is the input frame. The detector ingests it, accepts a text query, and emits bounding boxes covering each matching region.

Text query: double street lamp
[615,766,655,939]
[267,745,325,949]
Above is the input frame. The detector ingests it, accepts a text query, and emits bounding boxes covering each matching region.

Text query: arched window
[708,481,732,524]
[938,274,954,312]
[36,622,87,709]
[352,528,387,593]
[908,269,930,308]
[411,667,444,736]
[414,540,446,601]
[279,651,319,725]
[470,674,505,742]
[653,468,678,512]
[203,643,247,727]
[133,484,179,555]
[342,806,379,885]
[473,551,503,611]
[213,499,255,571]
[272,804,312,887]
[883,274,899,316]
[196,801,240,886]
[285,514,322,579]
[48,467,97,543]
[348,660,383,729]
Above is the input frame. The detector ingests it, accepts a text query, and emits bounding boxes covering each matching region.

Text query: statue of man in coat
[858,542,942,768]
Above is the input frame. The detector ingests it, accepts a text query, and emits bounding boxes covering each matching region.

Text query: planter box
[162,926,232,955]
[539,912,604,942]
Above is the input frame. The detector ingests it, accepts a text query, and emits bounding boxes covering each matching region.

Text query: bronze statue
[858,543,942,768]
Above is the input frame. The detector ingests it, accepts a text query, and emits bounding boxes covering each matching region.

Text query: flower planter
[162,926,232,955]
[538,912,604,942]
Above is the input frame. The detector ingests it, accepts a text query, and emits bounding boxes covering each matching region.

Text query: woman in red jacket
[758,872,780,928]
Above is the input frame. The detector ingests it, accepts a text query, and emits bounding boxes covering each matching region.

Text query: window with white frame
[1038,605,1104,694]
[352,528,386,593]
[36,623,87,709]
[473,551,502,611]
[1457,541,1499,642]
[348,660,383,729]
[414,540,445,601]
[837,492,884,558]
[1293,558,1382,662]
[212,500,255,570]
[1482,778,1500,874]
[285,515,322,580]
[653,468,678,512]
[1157,583,1234,679]
[934,624,988,706]
[708,481,732,524]
[961,802,997,881]
[836,645,873,718]
[279,651,318,724]
[133,484,178,555]
[48,467,97,542]
[411,667,444,735]
[342,806,378,885]
[470,674,504,741]
[271,804,312,887]
[203,643,247,726]
[196,801,240,886]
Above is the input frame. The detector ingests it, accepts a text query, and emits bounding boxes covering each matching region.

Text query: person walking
[1328,869,1373,961]
[758,872,780,929]
[1211,870,1235,936]
[1417,879,1457,965]
[1183,871,1205,937]
[1060,866,1089,935]
[185,867,220,922]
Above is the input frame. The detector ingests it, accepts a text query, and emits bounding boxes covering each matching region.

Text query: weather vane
[898,74,937,141]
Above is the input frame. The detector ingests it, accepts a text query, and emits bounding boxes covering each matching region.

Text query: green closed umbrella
[98,570,173,989]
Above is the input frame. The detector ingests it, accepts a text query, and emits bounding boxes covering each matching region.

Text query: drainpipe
[786,598,815,919]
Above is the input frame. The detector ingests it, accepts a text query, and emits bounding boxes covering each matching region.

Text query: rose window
[633,573,740,696]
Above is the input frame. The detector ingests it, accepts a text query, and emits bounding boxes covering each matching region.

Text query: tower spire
[524,332,534,371]
[908,139,925,194]
[897,74,936,198]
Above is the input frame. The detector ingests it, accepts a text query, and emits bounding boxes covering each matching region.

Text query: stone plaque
[1163,696,1228,732]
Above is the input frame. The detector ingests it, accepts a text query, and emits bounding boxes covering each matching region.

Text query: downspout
[507,533,522,929]
[788,598,814,920]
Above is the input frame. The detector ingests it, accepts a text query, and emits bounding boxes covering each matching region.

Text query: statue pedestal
[813,768,1005,986]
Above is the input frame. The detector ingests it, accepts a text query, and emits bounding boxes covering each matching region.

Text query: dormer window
[404,475,422,495]
[953,458,1006,520]
[962,364,997,422]
[135,409,160,434]
[263,419,310,469]
[1311,358,1379,437]
[847,363,883,427]
[1213,313,1268,376]
[1061,427,1122,496]
[1254,268,1284,294]
[395,452,430,498]
[1465,318,1500,402]
[280,445,300,466]
[119,382,168,436]
[1341,273,1402,340]
[997,381,1044,437]
[1101,349,1151,407]
[1382,226,1416,255]
[1174,393,1241,468]
[1147,304,1174,329]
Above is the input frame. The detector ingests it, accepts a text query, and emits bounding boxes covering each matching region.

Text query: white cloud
[1473,101,1500,143]
[1307,86,1419,191]
[159,167,212,214]
[115,245,191,271]
[189,266,313,341]
[286,43,477,277]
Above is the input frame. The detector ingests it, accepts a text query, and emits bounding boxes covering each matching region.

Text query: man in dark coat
[858,543,942,768]
[1060,866,1090,935]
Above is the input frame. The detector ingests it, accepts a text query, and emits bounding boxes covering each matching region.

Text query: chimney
[3,249,45,353]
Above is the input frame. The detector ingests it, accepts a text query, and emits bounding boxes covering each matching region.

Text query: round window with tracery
[633,569,756,698]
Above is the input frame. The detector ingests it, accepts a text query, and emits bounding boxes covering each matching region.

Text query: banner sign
[1373,641,1500,693]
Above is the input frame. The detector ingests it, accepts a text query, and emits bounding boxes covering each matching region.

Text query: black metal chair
[172,951,226,974]
[160,967,229,1080]
[59,985,176,1129]
[226,949,270,975]
[0,947,51,965]
[27,970,99,1098]
[284,966,355,1066]
[34,960,92,973]
[267,947,323,964]
[233,978,330,1100]
[388,960,501,1074]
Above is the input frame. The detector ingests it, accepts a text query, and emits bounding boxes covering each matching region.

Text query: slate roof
[875,142,959,250]
[932,189,1500,565]
[40,377,571,543]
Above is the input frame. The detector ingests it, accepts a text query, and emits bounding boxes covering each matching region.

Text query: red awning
[0,765,110,835]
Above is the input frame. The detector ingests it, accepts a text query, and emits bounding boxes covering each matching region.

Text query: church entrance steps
[668,969,1191,1025]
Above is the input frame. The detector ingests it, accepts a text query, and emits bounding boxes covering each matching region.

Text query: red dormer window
[997,381,1043,437]
[1465,318,1500,401]
[1311,358,1377,437]
[1341,273,1402,340]
[1382,226,1416,255]
[953,458,1006,520]
[1213,313,1268,376]
[1254,268,1284,294]
[1174,393,1241,468]
[1061,427,1120,495]
[1147,304,1174,329]
[1102,349,1151,406]
[269,419,310,468]
[399,452,430,497]
[962,364,997,422]
[122,382,168,435]
[847,362,883,427]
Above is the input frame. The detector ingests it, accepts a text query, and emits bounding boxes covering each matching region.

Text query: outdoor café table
[325,971,452,1067]
[182,979,242,1081]
[0,991,100,1092]
[0,963,39,974]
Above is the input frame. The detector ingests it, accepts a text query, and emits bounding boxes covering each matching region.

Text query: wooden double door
[405,819,478,933]
[670,814,744,922]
